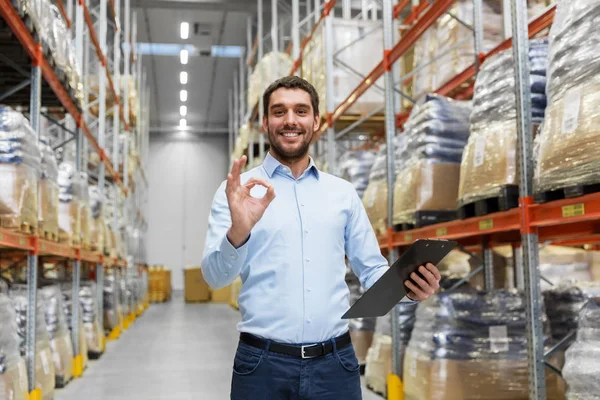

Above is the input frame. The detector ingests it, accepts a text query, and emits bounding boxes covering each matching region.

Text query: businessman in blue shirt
[202,76,441,399]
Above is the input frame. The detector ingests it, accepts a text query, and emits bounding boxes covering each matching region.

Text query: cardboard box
[184,267,210,302]
[365,334,392,396]
[211,285,232,303]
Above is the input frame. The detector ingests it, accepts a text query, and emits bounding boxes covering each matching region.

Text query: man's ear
[262,114,268,133]
[313,114,321,131]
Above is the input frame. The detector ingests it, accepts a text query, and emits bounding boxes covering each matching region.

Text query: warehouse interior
[1,0,600,399]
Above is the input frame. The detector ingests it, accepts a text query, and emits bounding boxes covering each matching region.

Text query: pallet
[394,210,458,231]
[458,185,520,219]
[88,351,103,360]
[0,218,36,235]
[55,375,72,389]
[366,383,386,398]
[39,230,58,242]
[535,183,600,204]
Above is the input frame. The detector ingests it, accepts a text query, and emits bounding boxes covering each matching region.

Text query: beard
[267,127,313,162]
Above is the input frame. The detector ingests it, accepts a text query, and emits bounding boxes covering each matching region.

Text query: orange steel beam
[0,228,35,251]
[531,192,600,228]
[403,0,430,26]
[83,2,104,65]
[56,0,72,29]
[394,0,411,19]
[317,0,454,136]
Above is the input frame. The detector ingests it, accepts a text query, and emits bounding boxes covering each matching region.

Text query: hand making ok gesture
[226,156,276,248]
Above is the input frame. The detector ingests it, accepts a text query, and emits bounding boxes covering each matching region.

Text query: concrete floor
[56,294,382,400]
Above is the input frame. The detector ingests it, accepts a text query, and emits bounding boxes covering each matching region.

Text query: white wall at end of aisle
[145,135,228,290]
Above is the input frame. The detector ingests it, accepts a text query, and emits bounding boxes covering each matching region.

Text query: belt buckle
[301,345,317,359]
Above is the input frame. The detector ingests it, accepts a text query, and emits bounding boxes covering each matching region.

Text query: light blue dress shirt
[202,152,398,344]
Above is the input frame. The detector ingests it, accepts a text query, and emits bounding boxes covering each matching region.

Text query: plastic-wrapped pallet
[9,287,55,399]
[0,294,28,400]
[89,185,105,253]
[60,283,89,369]
[534,1,600,195]
[79,282,103,355]
[103,272,122,333]
[338,150,376,199]
[362,147,388,236]
[38,138,59,239]
[563,297,600,399]
[458,39,549,208]
[543,283,600,345]
[78,172,92,249]
[40,285,74,387]
[247,52,294,110]
[345,266,375,365]
[403,290,562,400]
[0,106,42,231]
[393,95,471,225]
[302,19,384,115]
[58,162,82,245]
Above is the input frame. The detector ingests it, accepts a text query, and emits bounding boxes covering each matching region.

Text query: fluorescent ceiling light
[136,43,244,59]
[180,49,188,64]
[180,90,188,102]
[180,22,189,39]
[211,45,244,58]
[180,71,188,84]
[180,118,187,127]
[180,105,187,116]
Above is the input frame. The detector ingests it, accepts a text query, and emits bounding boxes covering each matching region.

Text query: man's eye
[297,110,307,115]
[274,111,284,116]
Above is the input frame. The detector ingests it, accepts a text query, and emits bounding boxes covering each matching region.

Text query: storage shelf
[378,192,600,250]
[0,0,128,195]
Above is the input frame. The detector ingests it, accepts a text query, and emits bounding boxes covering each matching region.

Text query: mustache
[276,128,305,134]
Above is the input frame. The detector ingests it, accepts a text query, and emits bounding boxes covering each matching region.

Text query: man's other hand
[404,263,441,301]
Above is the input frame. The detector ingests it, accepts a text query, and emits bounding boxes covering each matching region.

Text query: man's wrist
[227,226,250,248]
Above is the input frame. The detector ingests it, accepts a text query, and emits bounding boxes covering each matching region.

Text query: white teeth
[282,133,299,137]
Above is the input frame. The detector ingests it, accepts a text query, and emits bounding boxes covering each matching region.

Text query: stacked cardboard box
[184,267,210,303]
[149,266,171,303]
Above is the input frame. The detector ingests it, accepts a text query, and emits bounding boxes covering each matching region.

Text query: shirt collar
[263,152,320,180]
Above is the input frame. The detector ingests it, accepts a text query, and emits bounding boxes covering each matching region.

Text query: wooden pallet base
[394,210,457,231]
[40,230,58,242]
[535,182,600,204]
[0,217,37,235]
[458,185,520,219]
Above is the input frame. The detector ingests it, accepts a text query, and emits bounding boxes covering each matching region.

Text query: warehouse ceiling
[134,0,383,136]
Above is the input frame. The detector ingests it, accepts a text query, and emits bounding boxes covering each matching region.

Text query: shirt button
[307,287,312,292]
[307,319,312,324]
[304,229,308,234]
[230,254,236,259]
[301,204,305,207]
[306,258,310,263]
[225,272,229,277]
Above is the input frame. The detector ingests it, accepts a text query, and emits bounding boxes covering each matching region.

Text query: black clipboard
[342,239,457,319]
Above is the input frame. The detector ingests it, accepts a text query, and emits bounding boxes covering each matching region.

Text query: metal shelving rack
[228,1,594,399]
[0,0,149,397]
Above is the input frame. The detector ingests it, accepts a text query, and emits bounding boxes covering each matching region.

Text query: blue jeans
[230,336,362,399]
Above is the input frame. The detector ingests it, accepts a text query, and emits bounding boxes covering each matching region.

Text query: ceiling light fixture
[180,22,189,39]
[180,105,187,116]
[180,49,188,64]
[180,118,187,128]
[180,71,188,85]
[180,90,188,102]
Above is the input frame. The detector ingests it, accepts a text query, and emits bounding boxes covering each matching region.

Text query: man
[202,76,441,400]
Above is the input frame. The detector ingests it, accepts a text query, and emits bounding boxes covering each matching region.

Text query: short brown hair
[262,76,320,117]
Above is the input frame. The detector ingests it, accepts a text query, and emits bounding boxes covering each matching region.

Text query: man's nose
[284,111,298,126]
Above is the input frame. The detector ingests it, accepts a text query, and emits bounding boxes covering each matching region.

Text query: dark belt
[239,331,352,359]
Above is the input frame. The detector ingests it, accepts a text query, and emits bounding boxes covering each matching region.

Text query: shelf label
[562,87,581,134]
[0,233,3,241]
[479,219,494,230]
[405,233,412,242]
[19,238,25,246]
[562,203,585,218]
[436,227,447,237]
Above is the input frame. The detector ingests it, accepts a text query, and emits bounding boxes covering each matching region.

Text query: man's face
[262,87,320,162]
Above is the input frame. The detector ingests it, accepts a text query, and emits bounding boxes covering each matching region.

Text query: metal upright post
[26,43,42,396]
[233,70,239,160]
[72,259,82,371]
[382,0,400,383]
[502,0,512,39]
[124,0,131,189]
[229,89,233,165]
[342,0,351,19]
[271,0,279,77]
[258,0,265,159]
[371,2,377,21]
[324,1,336,175]
[314,0,320,23]
[510,0,545,398]
[483,237,495,290]
[473,0,484,72]
[292,0,300,60]
[362,0,368,21]
[513,244,525,290]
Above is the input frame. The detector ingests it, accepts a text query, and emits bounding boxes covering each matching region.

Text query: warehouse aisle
[56,295,382,400]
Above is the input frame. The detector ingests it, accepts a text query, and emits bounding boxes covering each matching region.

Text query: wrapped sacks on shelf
[346,266,375,364]
[339,150,376,199]
[40,285,73,386]
[539,245,593,290]
[38,138,59,239]
[0,106,42,231]
[78,173,92,249]
[393,95,471,225]
[9,287,55,399]
[535,1,600,197]
[362,147,388,236]
[89,185,105,252]
[247,52,293,111]
[403,290,562,400]
[458,39,549,207]
[0,294,28,400]
[562,297,600,399]
[58,161,81,245]
[79,282,103,355]
[103,272,122,333]
[543,283,600,345]
[60,283,89,369]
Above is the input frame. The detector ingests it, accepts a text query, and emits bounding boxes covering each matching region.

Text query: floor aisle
[57,295,382,400]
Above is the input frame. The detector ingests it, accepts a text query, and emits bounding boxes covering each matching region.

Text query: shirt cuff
[400,295,419,304]
[221,233,250,263]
